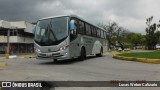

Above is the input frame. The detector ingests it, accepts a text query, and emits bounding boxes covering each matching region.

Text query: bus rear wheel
[79,48,86,61]
[96,48,103,57]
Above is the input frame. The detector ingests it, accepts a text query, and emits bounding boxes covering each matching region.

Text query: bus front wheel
[53,59,58,63]
[79,48,86,61]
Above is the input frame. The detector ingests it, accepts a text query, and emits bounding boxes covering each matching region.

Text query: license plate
[46,54,52,57]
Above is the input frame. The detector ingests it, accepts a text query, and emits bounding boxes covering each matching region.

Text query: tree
[98,22,118,50]
[127,33,146,48]
[157,20,160,44]
[115,27,131,50]
[98,21,131,50]
[145,16,159,50]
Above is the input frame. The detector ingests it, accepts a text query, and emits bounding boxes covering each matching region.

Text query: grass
[118,52,160,59]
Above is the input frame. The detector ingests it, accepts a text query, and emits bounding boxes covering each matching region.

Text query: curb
[0,62,8,67]
[113,55,160,64]
[104,52,119,54]
[104,51,131,55]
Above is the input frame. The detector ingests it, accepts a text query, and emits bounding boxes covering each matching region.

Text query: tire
[79,48,86,61]
[96,48,103,57]
[53,59,58,63]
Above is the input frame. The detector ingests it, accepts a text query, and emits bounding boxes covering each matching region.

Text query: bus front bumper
[35,49,70,60]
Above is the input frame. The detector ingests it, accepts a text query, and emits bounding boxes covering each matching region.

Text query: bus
[33,15,108,62]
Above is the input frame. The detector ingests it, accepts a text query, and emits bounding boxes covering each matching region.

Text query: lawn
[118,51,160,59]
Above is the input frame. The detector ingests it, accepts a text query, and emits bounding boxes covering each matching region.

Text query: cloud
[0,0,160,34]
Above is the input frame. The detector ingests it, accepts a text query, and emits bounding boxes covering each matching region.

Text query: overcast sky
[0,0,160,34]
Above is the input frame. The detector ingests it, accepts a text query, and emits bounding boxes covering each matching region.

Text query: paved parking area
[1,54,160,90]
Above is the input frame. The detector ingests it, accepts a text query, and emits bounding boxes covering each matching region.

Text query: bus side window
[85,23,91,35]
[104,32,107,39]
[93,27,97,37]
[105,32,107,39]
[101,30,104,39]
[90,26,94,36]
[99,30,101,38]
[90,26,92,36]
[97,29,100,38]
[103,32,105,39]
[78,20,85,35]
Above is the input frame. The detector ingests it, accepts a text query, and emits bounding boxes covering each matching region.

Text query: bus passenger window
[101,30,104,38]
[93,28,97,37]
[104,32,107,39]
[85,24,91,35]
[97,29,100,38]
[78,21,85,35]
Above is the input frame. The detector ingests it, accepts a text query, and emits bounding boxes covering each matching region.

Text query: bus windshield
[34,17,68,46]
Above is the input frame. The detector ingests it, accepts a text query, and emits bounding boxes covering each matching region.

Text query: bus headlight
[59,45,69,51]
[36,48,40,52]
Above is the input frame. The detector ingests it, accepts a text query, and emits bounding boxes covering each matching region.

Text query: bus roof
[39,15,105,31]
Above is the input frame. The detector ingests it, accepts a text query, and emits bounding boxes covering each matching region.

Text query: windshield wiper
[48,20,58,41]
[40,24,49,43]
[40,20,58,45]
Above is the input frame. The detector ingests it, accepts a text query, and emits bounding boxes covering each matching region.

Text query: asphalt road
[1,54,160,90]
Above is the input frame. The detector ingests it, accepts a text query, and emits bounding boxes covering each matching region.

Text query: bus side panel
[101,40,108,53]
[70,35,81,58]
[79,36,109,55]
[92,40,101,54]
[82,36,94,55]
[91,38,108,54]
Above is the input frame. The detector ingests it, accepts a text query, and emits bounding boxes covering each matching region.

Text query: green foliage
[155,50,160,52]
[123,44,131,48]
[118,52,160,59]
[98,22,131,50]
[127,33,146,48]
[145,16,160,50]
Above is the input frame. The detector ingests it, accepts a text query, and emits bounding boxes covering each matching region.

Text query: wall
[24,22,34,33]
[0,20,10,28]
[0,36,34,43]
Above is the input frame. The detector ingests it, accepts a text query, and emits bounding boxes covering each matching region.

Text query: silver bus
[34,15,108,62]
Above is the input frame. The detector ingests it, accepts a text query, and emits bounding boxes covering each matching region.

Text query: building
[0,20,34,54]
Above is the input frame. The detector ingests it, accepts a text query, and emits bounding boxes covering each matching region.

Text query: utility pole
[5,29,10,59]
